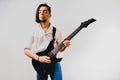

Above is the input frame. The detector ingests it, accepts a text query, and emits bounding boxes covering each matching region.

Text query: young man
[24,3,70,80]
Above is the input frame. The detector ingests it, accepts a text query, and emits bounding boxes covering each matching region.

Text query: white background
[0,0,120,80]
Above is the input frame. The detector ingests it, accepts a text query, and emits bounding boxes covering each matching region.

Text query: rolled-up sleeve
[24,34,34,50]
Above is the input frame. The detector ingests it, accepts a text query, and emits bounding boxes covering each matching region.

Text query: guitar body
[32,50,62,76]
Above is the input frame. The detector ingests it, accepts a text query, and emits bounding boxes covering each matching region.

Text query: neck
[39,22,51,33]
[40,22,50,29]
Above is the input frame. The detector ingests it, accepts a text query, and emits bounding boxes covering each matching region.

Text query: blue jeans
[36,62,62,80]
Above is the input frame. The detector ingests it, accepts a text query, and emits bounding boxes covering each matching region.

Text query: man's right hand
[38,56,51,63]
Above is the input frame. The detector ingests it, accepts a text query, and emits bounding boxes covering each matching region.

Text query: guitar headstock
[81,18,96,28]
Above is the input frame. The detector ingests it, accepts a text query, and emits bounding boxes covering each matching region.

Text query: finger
[64,41,70,47]
[45,57,50,60]
[45,59,51,63]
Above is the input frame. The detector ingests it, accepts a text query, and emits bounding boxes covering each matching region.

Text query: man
[24,3,70,80]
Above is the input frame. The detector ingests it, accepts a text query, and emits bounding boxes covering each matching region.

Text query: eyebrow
[39,10,48,12]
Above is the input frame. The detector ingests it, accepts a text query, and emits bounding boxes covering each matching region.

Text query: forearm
[24,49,51,63]
[24,49,38,61]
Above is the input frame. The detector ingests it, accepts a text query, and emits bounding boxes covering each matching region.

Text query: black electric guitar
[32,18,96,76]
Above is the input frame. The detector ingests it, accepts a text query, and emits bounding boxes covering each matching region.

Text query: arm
[24,48,38,61]
[24,48,51,63]
[55,29,70,52]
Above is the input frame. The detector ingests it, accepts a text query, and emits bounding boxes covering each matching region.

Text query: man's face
[39,6,51,22]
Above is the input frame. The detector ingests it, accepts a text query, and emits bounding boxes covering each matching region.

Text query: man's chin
[40,19,46,22]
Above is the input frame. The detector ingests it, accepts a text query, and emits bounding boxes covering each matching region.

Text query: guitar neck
[65,25,83,40]
[48,18,96,58]
[48,25,84,57]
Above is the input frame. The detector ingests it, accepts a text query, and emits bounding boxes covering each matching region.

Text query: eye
[43,10,48,14]
[39,11,41,14]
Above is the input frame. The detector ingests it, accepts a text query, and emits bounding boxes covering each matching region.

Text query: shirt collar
[38,23,53,34]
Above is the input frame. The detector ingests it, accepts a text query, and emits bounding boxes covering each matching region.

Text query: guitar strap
[44,26,56,55]
[52,26,56,40]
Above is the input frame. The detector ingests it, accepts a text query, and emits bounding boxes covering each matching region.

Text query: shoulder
[52,26,62,41]
[53,26,61,35]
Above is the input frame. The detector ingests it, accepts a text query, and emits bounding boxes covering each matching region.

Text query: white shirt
[25,24,62,54]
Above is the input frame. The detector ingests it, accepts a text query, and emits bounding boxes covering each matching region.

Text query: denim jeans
[36,62,62,80]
